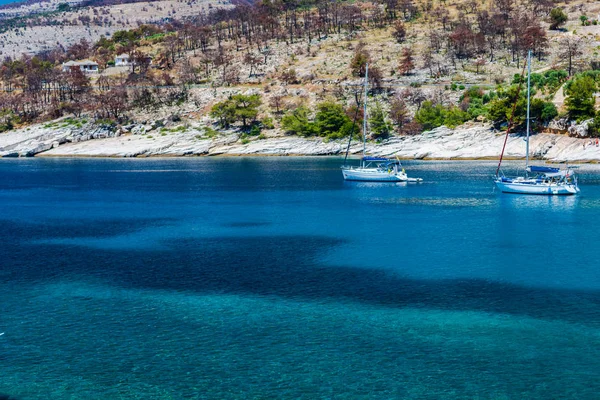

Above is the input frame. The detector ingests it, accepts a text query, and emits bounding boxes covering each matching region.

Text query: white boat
[341,63,422,183]
[494,51,579,196]
[342,157,422,182]
[496,166,579,195]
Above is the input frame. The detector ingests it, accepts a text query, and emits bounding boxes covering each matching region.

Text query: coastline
[3,122,600,162]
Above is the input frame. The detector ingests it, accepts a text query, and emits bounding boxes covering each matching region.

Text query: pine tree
[369,102,392,140]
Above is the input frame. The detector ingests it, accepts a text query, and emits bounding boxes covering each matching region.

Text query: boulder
[131,125,146,135]
[567,119,593,138]
[548,118,569,131]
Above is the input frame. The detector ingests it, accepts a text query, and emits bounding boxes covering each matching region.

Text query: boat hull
[342,168,422,182]
[342,168,408,182]
[495,180,579,195]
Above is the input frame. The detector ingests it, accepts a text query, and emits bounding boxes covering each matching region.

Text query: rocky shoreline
[1,121,600,162]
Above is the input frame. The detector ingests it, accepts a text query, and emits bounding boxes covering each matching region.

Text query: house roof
[116,54,130,58]
[63,59,98,66]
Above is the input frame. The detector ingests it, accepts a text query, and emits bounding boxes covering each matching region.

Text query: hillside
[1,0,600,158]
[0,0,229,57]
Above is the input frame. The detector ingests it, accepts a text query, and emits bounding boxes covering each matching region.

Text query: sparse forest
[0,0,599,137]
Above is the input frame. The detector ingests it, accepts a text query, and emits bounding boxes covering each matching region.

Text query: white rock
[568,119,593,138]
[2,120,600,162]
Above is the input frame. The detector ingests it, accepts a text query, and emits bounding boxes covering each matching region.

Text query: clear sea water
[1,157,600,399]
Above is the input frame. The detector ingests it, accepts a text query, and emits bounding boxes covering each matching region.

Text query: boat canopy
[544,170,569,178]
[528,165,560,173]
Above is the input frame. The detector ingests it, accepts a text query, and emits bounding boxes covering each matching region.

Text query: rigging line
[343,84,364,165]
[495,55,528,177]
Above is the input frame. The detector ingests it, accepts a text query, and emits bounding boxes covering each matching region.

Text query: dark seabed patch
[3,232,600,327]
[222,221,271,228]
[0,218,174,242]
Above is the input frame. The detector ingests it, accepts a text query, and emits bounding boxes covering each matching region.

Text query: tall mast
[363,63,369,159]
[526,50,531,170]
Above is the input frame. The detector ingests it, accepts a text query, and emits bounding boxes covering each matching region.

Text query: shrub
[280,69,299,84]
[261,117,275,129]
[550,8,568,30]
[414,101,469,130]
[249,125,261,136]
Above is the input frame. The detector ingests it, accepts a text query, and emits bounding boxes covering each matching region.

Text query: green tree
[350,46,370,77]
[414,101,447,130]
[487,84,558,128]
[564,75,597,120]
[210,100,236,128]
[281,106,318,136]
[549,8,568,30]
[231,94,261,128]
[487,85,526,127]
[314,101,352,139]
[369,102,392,139]
[588,112,600,137]
[209,94,262,128]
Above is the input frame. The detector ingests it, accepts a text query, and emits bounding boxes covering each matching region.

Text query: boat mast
[363,63,369,163]
[525,50,531,172]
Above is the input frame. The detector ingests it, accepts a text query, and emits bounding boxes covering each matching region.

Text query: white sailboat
[342,64,422,183]
[494,51,579,195]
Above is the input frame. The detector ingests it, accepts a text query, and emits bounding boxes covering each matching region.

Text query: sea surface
[0,0,25,7]
[1,158,600,399]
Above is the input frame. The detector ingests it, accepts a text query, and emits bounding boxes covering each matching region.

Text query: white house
[62,60,99,73]
[115,54,130,66]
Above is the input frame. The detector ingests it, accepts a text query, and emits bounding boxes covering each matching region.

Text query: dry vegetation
[1,0,600,138]
[0,0,228,57]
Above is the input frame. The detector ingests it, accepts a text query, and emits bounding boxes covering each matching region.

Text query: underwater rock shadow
[221,221,271,228]
[0,218,176,241]
[5,234,600,326]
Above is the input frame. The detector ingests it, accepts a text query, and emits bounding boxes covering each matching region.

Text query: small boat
[494,50,579,196]
[341,63,422,183]
[496,166,579,195]
[342,156,422,182]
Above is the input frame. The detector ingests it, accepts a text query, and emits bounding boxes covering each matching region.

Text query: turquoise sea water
[1,158,600,399]
[0,0,25,7]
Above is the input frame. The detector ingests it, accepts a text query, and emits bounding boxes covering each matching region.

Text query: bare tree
[398,47,414,75]
[392,20,406,43]
[244,52,262,77]
[389,96,410,129]
[269,91,286,114]
[558,36,583,76]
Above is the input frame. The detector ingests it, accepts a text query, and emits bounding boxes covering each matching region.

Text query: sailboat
[494,51,579,195]
[341,64,422,182]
